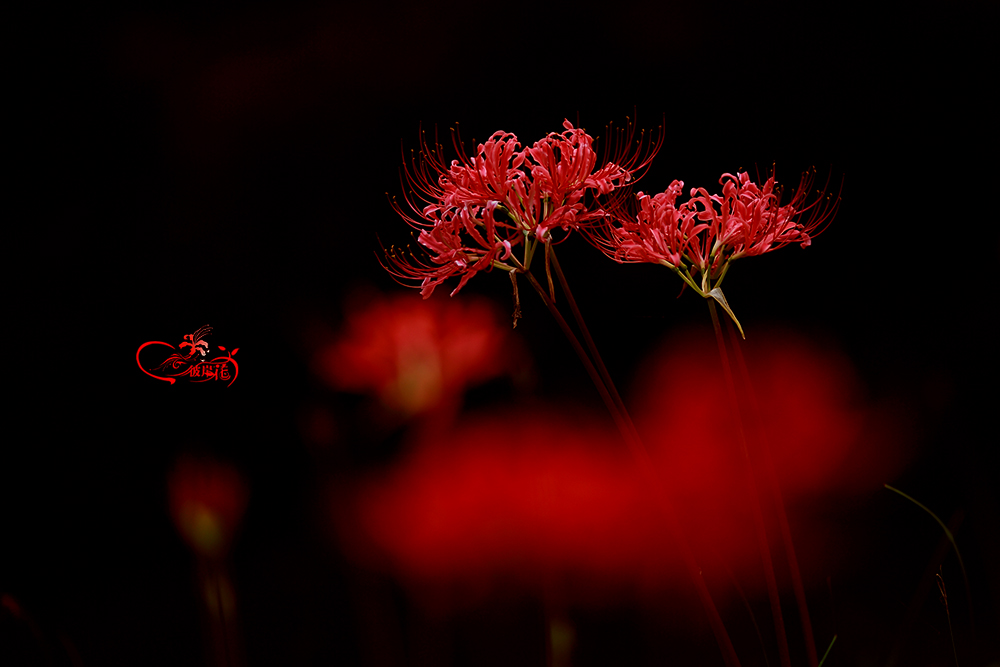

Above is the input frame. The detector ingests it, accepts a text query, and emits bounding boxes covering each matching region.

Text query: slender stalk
[817,635,837,667]
[885,484,974,633]
[709,301,791,667]
[723,561,772,667]
[545,241,557,301]
[885,508,965,667]
[936,571,960,667]
[521,270,634,452]
[549,249,638,445]
[535,256,741,667]
[725,319,818,667]
[215,568,233,667]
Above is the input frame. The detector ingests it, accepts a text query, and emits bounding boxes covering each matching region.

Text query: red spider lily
[335,409,684,602]
[386,201,515,298]
[384,119,661,298]
[333,334,904,610]
[589,169,840,333]
[631,327,905,587]
[525,122,634,236]
[334,380,890,608]
[313,291,524,418]
[690,170,839,260]
[168,455,249,559]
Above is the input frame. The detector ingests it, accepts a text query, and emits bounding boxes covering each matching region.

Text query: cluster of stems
[528,246,828,667]
[521,247,743,666]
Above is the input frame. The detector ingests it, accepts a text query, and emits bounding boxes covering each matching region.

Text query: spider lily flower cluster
[383,119,661,298]
[592,169,839,294]
[589,168,841,334]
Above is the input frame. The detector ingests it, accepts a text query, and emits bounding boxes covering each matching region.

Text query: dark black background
[7,1,998,665]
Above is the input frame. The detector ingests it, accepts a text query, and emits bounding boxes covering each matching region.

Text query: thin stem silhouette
[725,317,818,667]
[709,301,791,667]
[524,264,741,667]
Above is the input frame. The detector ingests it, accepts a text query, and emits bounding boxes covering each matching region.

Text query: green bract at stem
[654,255,745,338]
[708,287,744,339]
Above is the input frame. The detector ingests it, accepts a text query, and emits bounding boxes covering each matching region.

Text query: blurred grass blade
[817,634,837,667]
[884,484,973,631]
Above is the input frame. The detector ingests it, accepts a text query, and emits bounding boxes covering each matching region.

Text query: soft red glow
[313,292,524,418]
[168,456,249,559]
[337,410,682,602]
[1,593,21,617]
[634,327,867,498]
[337,329,903,605]
[632,327,904,588]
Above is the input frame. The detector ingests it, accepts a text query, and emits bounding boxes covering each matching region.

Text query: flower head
[169,455,249,559]
[587,168,840,335]
[588,168,840,332]
[383,119,661,298]
[313,291,524,418]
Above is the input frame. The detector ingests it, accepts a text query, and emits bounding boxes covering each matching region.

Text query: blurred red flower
[336,409,679,603]
[631,327,906,587]
[335,330,905,606]
[634,328,870,497]
[168,455,249,559]
[313,292,526,418]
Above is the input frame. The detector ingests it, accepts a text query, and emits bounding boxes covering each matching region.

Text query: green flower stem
[714,260,732,290]
[817,635,837,667]
[709,300,792,667]
[544,241,556,301]
[661,261,706,297]
[523,235,537,271]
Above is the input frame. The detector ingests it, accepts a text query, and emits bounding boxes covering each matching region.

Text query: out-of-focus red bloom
[634,328,864,497]
[384,119,661,298]
[168,456,249,559]
[313,292,524,417]
[336,409,681,602]
[334,331,906,606]
[632,327,905,587]
[589,169,840,328]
